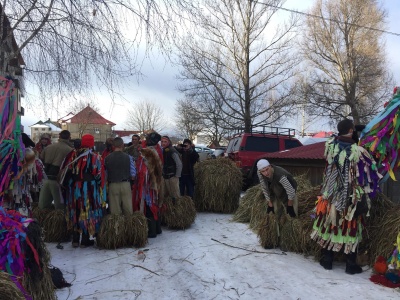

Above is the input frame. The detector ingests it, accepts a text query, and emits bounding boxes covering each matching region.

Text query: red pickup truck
[225,126,302,188]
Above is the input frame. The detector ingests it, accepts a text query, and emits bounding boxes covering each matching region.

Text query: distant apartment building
[29,119,61,143]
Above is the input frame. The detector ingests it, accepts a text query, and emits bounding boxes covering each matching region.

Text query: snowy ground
[49,213,400,300]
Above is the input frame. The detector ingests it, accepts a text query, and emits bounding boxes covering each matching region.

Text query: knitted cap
[81,134,94,148]
[257,159,270,171]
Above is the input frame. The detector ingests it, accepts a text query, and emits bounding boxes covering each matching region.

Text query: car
[194,145,213,161]
[225,125,302,188]
[208,147,226,159]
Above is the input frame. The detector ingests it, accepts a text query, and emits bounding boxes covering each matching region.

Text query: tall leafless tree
[0,1,198,107]
[298,0,393,125]
[177,0,300,133]
[126,100,164,132]
[174,98,205,141]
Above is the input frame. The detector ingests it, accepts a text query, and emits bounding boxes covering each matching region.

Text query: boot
[319,248,334,270]
[345,252,362,275]
[80,232,94,248]
[72,231,80,248]
[156,218,162,235]
[148,218,157,238]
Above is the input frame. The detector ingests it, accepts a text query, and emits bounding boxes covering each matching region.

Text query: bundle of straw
[0,272,25,300]
[23,221,56,300]
[162,196,196,229]
[194,158,242,213]
[257,213,279,249]
[124,212,148,247]
[232,184,264,224]
[97,214,126,249]
[41,210,68,243]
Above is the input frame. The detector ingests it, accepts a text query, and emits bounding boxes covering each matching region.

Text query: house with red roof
[58,105,116,141]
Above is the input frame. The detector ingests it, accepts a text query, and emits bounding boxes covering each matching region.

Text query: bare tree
[126,100,164,132]
[298,0,393,125]
[0,1,199,106]
[174,98,204,141]
[177,0,300,133]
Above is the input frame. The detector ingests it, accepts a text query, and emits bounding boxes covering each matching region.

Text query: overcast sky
[21,0,400,135]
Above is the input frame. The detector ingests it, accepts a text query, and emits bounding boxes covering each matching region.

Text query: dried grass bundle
[297,186,321,216]
[97,214,126,249]
[257,213,279,249]
[0,272,25,300]
[365,199,400,265]
[41,210,67,243]
[280,211,319,256]
[162,196,197,229]
[194,158,242,213]
[23,221,56,300]
[232,184,264,223]
[124,212,148,247]
[31,207,54,225]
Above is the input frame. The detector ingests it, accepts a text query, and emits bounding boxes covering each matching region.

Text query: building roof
[114,130,140,137]
[262,141,326,160]
[67,106,116,126]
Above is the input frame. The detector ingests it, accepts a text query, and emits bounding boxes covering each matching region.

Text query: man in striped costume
[257,159,298,218]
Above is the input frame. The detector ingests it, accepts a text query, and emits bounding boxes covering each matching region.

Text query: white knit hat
[257,159,270,171]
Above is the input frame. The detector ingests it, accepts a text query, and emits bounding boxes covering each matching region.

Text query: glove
[286,205,296,218]
[267,206,274,214]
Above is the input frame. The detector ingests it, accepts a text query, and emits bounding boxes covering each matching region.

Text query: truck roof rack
[231,125,296,137]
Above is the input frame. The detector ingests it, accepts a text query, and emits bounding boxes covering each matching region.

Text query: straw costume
[132,133,163,238]
[311,119,381,274]
[60,134,106,247]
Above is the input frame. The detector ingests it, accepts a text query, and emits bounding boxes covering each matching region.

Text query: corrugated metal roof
[262,141,326,160]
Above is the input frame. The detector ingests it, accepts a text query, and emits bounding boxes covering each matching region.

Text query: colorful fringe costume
[0,77,24,205]
[311,136,381,254]
[0,207,39,299]
[60,148,106,236]
[359,87,400,183]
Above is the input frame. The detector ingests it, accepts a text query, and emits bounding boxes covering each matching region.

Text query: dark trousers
[179,174,194,198]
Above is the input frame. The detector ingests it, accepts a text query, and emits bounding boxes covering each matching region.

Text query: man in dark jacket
[105,137,136,215]
[176,139,199,198]
[257,159,297,218]
[39,130,72,209]
[161,135,182,199]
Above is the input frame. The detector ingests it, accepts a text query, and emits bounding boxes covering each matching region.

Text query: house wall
[267,159,325,187]
[66,123,113,141]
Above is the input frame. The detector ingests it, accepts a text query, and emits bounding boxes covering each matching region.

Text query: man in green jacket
[39,130,72,209]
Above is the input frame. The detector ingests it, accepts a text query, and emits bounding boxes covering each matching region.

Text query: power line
[255,1,400,37]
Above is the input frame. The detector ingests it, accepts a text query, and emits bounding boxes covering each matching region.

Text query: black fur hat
[146,132,161,146]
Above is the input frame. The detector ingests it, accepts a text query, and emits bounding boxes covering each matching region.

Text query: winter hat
[257,159,270,171]
[183,139,192,145]
[146,132,161,146]
[81,134,95,148]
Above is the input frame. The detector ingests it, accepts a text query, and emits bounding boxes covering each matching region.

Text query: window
[41,128,45,131]
[284,139,302,149]
[34,128,38,131]
[94,128,100,134]
[244,136,279,152]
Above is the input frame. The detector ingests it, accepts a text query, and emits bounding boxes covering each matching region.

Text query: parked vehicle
[225,125,302,188]
[195,145,213,161]
[208,147,226,159]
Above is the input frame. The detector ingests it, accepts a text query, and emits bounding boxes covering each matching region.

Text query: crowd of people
[7,130,200,247]
[4,118,384,275]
